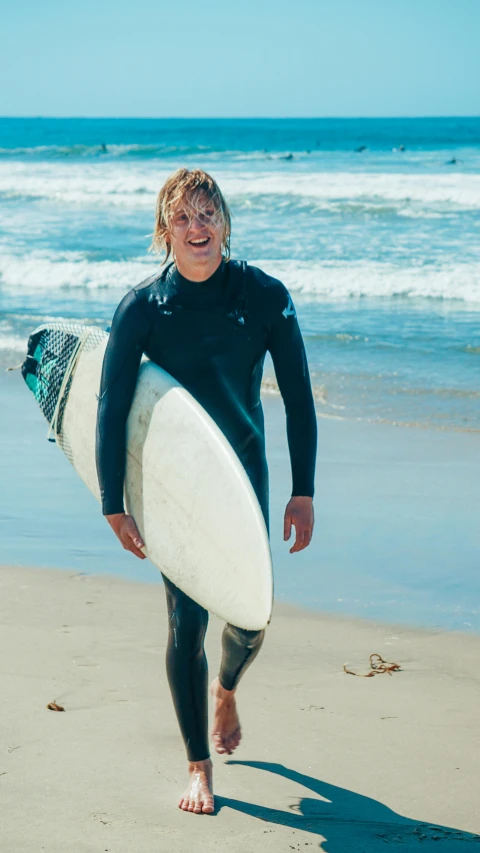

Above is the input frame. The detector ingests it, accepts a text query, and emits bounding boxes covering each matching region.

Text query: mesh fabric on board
[22,324,108,463]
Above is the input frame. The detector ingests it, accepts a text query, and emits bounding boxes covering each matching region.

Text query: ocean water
[1,117,479,429]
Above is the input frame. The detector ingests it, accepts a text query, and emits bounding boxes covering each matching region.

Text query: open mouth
[189,237,210,246]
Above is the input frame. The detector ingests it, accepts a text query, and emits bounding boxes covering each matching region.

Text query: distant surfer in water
[96,169,317,814]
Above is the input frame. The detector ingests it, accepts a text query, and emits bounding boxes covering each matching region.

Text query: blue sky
[2,0,479,117]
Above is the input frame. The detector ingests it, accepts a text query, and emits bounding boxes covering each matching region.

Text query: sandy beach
[1,563,479,852]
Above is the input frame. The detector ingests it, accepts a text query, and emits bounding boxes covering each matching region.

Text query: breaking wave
[1,162,480,213]
[1,251,479,304]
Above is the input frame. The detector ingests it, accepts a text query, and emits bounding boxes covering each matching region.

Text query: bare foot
[178,759,214,814]
[210,677,242,755]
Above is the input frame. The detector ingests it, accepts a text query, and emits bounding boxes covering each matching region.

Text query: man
[96,168,317,814]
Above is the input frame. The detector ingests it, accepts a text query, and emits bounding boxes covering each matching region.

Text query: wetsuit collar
[170,259,225,290]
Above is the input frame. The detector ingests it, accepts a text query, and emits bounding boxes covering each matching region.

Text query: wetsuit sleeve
[266,285,317,498]
[95,290,150,515]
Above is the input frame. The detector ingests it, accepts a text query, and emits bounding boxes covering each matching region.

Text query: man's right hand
[105,513,146,559]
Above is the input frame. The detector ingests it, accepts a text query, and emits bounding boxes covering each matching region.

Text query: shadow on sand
[216,761,479,851]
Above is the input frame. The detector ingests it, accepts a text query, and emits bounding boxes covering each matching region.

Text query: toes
[225,727,241,752]
[182,795,213,815]
[212,733,228,754]
[212,730,242,755]
[185,796,196,812]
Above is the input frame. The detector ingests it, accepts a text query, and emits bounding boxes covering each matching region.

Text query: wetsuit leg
[219,624,265,690]
[162,446,270,754]
[162,573,210,762]
[240,439,270,534]
[218,444,269,691]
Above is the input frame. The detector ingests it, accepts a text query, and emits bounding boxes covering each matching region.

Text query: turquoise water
[1,117,479,429]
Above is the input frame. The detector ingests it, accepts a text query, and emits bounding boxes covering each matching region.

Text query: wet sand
[2,368,480,631]
[1,564,479,852]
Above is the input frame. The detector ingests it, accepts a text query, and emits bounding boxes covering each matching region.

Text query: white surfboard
[23,324,273,630]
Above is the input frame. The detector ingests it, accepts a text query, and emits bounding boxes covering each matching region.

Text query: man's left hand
[283,496,314,554]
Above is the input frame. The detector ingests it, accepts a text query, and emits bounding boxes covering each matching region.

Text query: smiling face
[167,192,225,281]
[151,168,232,277]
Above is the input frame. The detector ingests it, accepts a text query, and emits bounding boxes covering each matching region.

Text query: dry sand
[1,564,479,852]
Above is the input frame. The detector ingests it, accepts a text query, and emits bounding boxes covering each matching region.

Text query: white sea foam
[1,250,479,304]
[224,171,480,208]
[0,251,159,292]
[0,333,27,352]
[1,161,480,211]
[0,162,167,207]
[0,318,30,362]
[254,259,480,303]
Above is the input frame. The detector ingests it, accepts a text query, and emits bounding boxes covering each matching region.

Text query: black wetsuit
[96,259,317,761]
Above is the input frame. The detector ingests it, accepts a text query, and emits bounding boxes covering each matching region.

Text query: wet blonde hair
[150,168,232,263]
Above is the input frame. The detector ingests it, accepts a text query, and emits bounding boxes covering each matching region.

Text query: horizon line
[1,114,479,121]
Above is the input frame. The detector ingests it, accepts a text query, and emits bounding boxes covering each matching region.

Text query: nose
[188,213,208,233]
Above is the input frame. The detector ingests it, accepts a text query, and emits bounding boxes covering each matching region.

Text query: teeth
[190,238,209,244]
